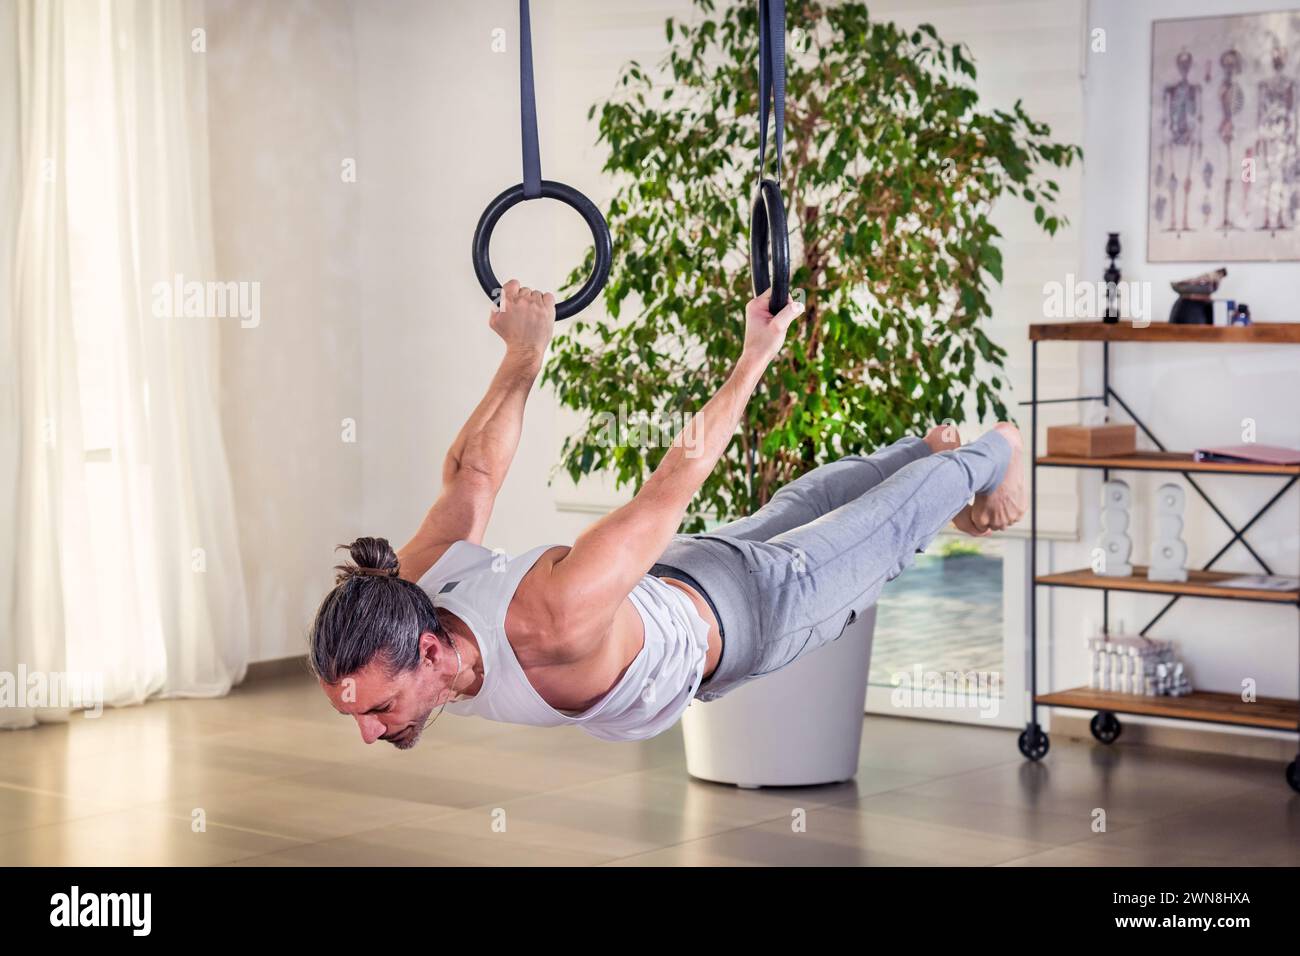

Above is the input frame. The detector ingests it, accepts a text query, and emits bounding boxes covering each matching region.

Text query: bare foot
[951,507,989,537]
[953,423,1026,535]
[923,423,962,454]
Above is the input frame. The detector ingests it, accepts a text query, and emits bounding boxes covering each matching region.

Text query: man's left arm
[525,291,802,650]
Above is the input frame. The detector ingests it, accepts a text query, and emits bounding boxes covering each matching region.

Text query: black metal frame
[1022,336,1300,780]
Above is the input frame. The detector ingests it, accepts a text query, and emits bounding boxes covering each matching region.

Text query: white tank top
[416,541,711,742]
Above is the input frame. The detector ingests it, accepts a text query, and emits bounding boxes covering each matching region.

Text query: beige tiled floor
[0,671,1295,866]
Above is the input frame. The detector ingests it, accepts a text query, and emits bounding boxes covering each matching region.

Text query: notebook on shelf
[1192,444,1300,465]
[1218,574,1300,592]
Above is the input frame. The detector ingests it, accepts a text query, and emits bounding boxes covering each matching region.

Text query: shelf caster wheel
[1287,760,1300,794]
[1090,711,1122,745]
[1018,724,1050,762]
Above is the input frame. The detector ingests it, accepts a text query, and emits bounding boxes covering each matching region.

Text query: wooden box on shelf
[1045,423,1136,458]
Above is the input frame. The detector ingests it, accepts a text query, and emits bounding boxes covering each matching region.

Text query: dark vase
[1169,297,1214,325]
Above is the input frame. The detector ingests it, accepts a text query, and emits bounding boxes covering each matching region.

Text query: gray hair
[308,537,448,684]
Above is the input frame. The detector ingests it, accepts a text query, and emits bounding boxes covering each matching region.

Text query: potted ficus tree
[545,0,1080,785]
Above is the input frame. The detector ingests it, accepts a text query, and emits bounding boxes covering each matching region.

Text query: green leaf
[547,0,1078,519]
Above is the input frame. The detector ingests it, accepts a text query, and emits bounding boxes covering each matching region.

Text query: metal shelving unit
[1022,321,1300,793]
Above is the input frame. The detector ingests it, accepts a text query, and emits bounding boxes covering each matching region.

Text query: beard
[385,688,450,750]
[389,725,424,750]
[385,653,462,750]
[386,714,429,750]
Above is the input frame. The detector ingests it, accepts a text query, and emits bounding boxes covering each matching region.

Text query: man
[311,281,1024,747]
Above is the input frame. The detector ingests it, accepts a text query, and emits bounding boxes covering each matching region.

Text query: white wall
[353,0,687,551]
[205,0,681,661]
[872,0,1087,536]
[208,0,1300,731]
[206,0,364,661]
[348,0,1089,544]
[1046,0,1300,727]
[212,0,1090,664]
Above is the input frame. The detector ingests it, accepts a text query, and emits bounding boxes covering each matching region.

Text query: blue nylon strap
[519,0,542,198]
[757,0,785,180]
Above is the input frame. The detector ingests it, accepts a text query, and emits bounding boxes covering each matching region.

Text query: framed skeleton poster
[1148,10,1300,262]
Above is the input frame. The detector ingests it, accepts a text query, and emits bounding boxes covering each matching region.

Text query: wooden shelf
[1036,687,1299,731]
[1026,319,1300,768]
[1035,566,1299,603]
[1030,320,1300,343]
[1036,450,1300,476]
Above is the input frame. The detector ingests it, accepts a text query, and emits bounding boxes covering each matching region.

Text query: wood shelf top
[1035,566,1300,603]
[1036,450,1300,476]
[1029,320,1300,343]
[1036,687,1299,731]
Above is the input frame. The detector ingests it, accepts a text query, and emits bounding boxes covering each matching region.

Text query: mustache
[381,725,413,742]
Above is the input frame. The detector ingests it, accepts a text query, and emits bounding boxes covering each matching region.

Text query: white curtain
[1,0,249,729]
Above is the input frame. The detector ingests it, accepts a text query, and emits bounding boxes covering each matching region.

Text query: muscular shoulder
[506,545,602,665]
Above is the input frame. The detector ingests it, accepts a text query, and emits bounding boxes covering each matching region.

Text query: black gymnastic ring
[749,177,789,315]
[471,180,612,321]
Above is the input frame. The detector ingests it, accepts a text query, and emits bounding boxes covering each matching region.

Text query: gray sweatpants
[651,431,1012,701]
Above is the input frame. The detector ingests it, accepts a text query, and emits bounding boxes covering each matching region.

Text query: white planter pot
[681,605,876,788]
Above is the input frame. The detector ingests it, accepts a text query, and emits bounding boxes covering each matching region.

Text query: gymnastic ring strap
[471,0,611,320]
[519,0,542,198]
[750,0,789,314]
[472,180,612,321]
[757,0,785,180]
[750,179,789,314]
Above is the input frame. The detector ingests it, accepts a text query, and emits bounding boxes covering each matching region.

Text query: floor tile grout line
[0,758,442,842]
[594,795,916,867]
[204,763,860,865]
[597,753,1281,867]
[599,806,1070,868]
[145,763,688,858]
[0,748,1149,857]
[8,680,1291,866]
